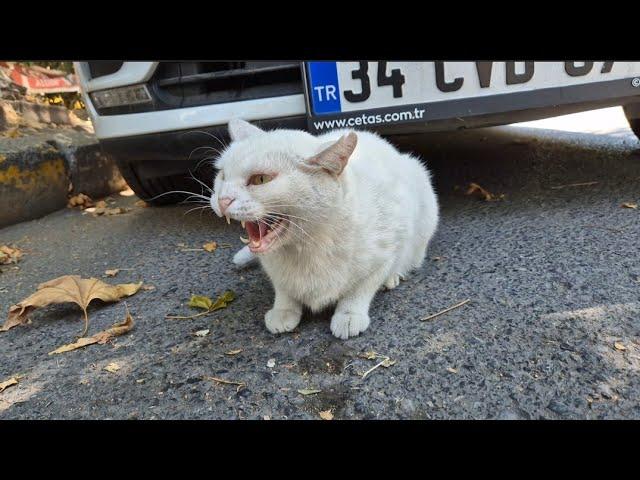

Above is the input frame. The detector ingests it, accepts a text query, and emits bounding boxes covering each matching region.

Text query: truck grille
[94,61,303,116]
[150,61,303,108]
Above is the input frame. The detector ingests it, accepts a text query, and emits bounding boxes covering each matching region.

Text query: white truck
[75,61,640,204]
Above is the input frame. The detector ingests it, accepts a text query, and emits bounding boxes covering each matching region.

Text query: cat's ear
[304,132,357,176]
[228,118,264,141]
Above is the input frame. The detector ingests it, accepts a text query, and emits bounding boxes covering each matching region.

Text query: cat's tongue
[245,221,268,243]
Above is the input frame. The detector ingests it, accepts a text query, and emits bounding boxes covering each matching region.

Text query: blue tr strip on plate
[307,62,342,115]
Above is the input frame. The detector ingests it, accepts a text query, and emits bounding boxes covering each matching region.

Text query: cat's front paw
[265,308,301,334]
[330,311,370,340]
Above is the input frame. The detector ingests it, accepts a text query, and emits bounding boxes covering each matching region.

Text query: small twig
[204,376,246,392]
[550,181,599,190]
[166,309,214,320]
[421,299,470,322]
[361,357,389,379]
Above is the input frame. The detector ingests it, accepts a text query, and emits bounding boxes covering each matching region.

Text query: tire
[115,159,213,206]
[623,104,640,141]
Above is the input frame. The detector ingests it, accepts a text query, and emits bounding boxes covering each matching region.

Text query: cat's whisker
[263,210,330,228]
[144,190,211,203]
[187,145,221,164]
[187,170,214,195]
[262,214,321,248]
[184,130,229,150]
[194,153,222,172]
[184,205,212,216]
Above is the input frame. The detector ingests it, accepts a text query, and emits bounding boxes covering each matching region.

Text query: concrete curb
[0,129,126,228]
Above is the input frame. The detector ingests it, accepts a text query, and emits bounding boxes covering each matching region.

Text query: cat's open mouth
[242,218,289,253]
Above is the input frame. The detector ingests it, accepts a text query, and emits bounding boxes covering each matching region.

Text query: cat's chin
[245,218,289,254]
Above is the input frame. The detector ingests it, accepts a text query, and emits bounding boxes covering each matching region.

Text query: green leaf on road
[188,295,214,311]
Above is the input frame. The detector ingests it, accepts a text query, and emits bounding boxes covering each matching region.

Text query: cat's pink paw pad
[265,308,300,334]
[330,312,370,340]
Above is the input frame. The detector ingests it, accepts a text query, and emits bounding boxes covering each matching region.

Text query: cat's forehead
[217,130,317,175]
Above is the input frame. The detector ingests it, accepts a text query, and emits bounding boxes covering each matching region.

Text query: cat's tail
[233,245,258,268]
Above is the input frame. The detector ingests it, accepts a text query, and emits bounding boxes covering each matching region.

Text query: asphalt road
[1,107,640,419]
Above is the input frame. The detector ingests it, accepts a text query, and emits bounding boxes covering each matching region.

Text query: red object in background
[0,61,79,94]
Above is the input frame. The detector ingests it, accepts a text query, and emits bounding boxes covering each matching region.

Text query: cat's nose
[218,197,235,214]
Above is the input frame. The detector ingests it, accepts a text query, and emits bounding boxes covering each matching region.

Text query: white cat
[211,119,439,339]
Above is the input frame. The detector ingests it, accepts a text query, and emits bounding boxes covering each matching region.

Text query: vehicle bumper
[99,115,307,170]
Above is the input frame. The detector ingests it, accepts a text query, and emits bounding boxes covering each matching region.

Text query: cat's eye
[248,174,274,186]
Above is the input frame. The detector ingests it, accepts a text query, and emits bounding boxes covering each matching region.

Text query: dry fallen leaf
[194,329,210,337]
[167,291,236,320]
[67,193,94,209]
[2,275,142,336]
[361,352,397,379]
[189,295,214,311]
[0,377,19,393]
[319,410,334,420]
[5,127,22,138]
[297,389,322,396]
[0,245,23,265]
[141,284,156,291]
[447,367,458,374]
[135,200,149,208]
[48,306,135,355]
[104,269,120,277]
[360,351,378,360]
[465,182,504,202]
[86,201,130,216]
[119,187,135,197]
[621,202,638,209]
[203,242,218,252]
[614,342,627,351]
[225,349,243,356]
[104,362,120,373]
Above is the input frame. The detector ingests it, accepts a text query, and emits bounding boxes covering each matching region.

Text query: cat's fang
[240,236,249,244]
[241,220,245,228]
[225,214,231,224]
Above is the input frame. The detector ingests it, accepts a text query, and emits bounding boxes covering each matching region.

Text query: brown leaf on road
[225,349,243,355]
[621,202,638,209]
[465,182,504,202]
[614,342,627,351]
[2,275,142,336]
[4,127,23,138]
[104,362,120,373]
[0,245,23,265]
[104,269,120,277]
[134,200,149,208]
[67,193,94,209]
[48,307,134,355]
[319,410,334,420]
[0,377,19,393]
[203,242,218,252]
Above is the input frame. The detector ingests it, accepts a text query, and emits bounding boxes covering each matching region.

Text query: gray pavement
[1,108,640,419]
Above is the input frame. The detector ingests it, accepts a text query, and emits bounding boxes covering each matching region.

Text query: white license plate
[304,61,640,132]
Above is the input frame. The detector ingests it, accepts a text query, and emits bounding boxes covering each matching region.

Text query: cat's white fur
[211,119,439,339]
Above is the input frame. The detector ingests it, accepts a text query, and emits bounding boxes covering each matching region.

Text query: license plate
[303,62,640,132]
